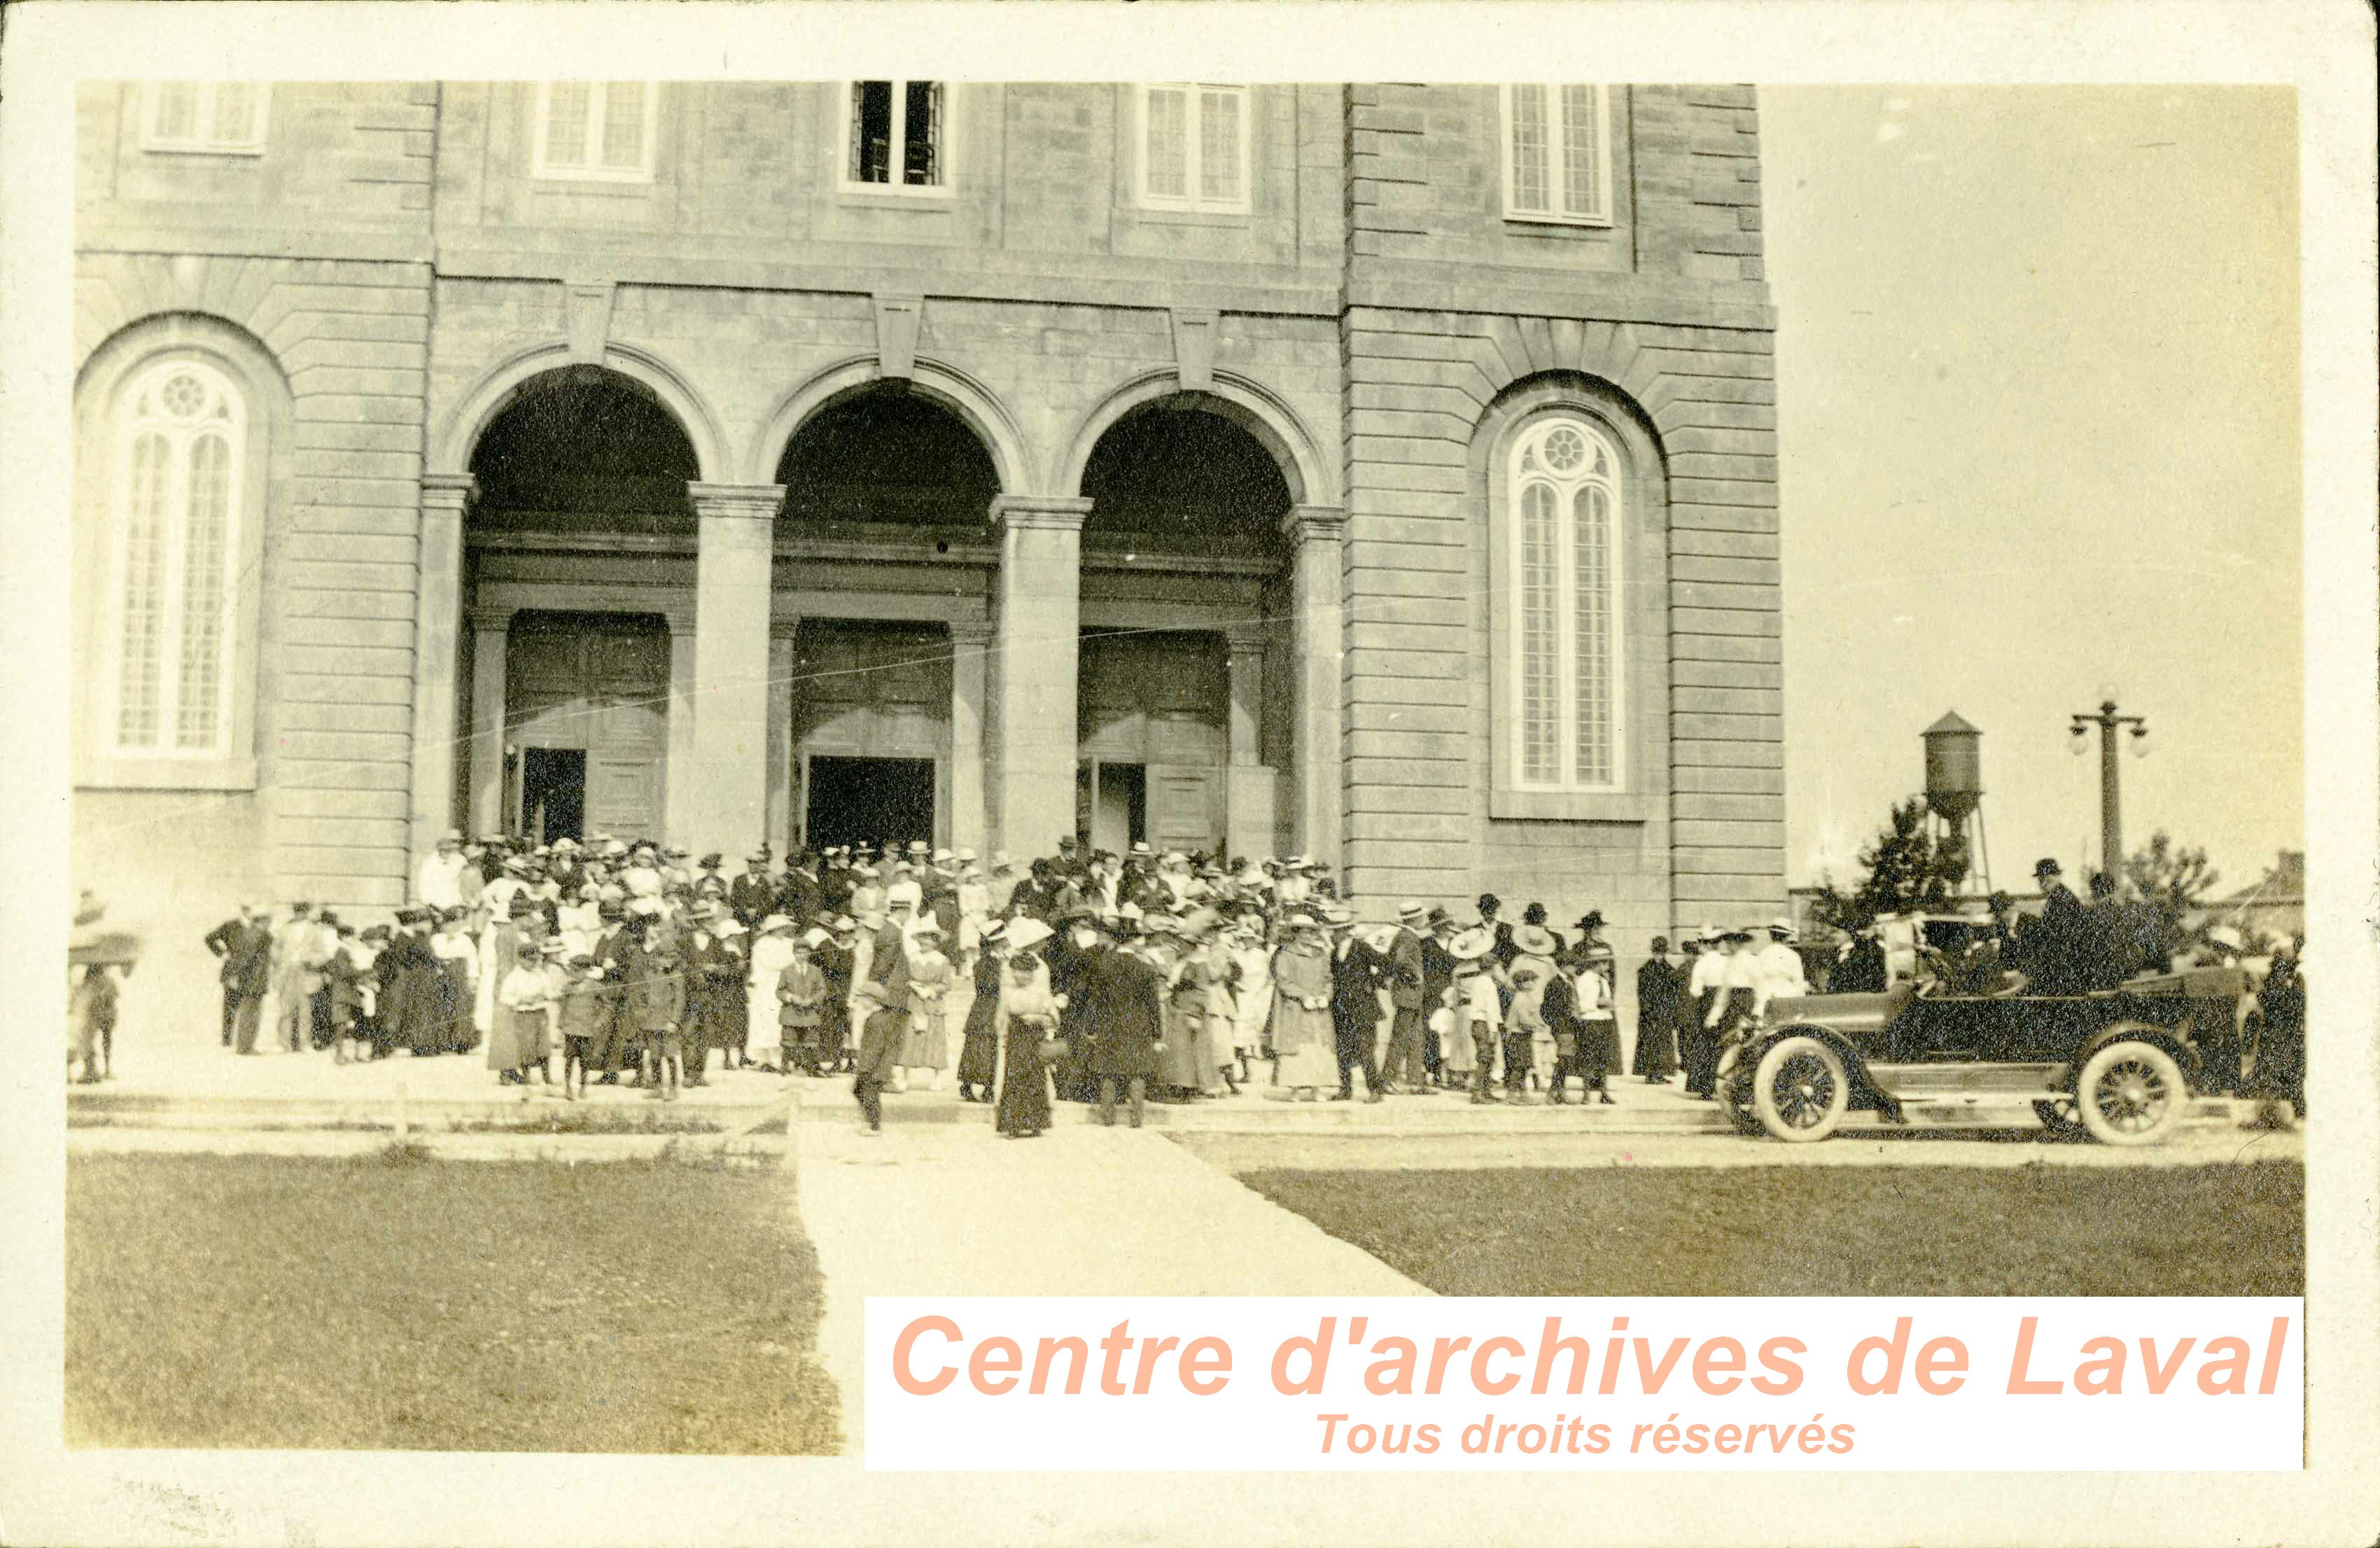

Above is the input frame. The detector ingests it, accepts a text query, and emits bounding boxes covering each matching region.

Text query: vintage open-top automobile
[1726,912,2253,1145]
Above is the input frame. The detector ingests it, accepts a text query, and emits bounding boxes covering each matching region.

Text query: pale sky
[1758,87,2304,896]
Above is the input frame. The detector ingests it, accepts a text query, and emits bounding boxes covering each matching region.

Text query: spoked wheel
[1751,1035,1849,1143]
[2076,1036,2186,1147]
[2032,1096,2090,1140]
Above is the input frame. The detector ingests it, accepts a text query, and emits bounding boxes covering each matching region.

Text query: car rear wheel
[2076,1038,2186,1147]
[1751,1036,1849,1143]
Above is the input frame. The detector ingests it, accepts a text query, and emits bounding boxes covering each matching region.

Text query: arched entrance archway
[461,368,706,842]
[775,382,1002,529]
[1075,400,1295,861]
[772,384,1006,854]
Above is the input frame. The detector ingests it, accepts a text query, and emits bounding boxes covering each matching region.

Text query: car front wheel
[1751,1035,1849,1143]
[2076,1038,2186,1147]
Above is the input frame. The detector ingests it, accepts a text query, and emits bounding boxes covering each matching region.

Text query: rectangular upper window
[1502,84,1611,226]
[142,83,269,155]
[843,81,951,195]
[533,82,658,182]
[1136,84,1250,214]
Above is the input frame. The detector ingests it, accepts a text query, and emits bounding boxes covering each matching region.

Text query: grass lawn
[1241,1161,2304,1297]
[68,1150,840,1453]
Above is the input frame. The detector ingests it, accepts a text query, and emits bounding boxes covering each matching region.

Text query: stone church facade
[74,81,1784,1003]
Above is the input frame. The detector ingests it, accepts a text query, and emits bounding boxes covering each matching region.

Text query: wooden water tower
[1921,710,1992,897]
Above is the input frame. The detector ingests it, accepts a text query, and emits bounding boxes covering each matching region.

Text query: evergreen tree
[1810,799,1971,933]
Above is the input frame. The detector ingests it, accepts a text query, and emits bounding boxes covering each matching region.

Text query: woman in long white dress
[746,914,797,1071]
[1228,921,1272,1085]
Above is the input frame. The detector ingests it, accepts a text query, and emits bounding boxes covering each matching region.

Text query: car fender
[2073,1019,2201,1088]
[1755,1023,1893,1110]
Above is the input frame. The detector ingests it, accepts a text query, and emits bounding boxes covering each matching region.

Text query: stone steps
[67,1083,2250,1139]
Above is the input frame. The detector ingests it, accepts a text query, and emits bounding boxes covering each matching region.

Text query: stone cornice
[1280,503,1348,545]
[687,482,788,522]
[990,495,1094,534]
[419,472,480,515]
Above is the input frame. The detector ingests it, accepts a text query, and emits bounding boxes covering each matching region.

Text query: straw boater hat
[1511,923,1559,958]
[1396,899,1429,926]
[1768,916,1795,940]
[1448,926,1496,962]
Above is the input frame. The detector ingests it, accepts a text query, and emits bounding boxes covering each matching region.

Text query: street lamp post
[2069,699,2150,880]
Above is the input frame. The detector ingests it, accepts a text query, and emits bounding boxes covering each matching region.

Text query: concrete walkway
[792,1117,1429,1455]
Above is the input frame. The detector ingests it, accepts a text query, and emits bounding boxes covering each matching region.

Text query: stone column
[663,609,697,846]
[410,473,474,872]
[990,496,1091,859]
[948,620,994,860]
[765,618,800,858]
[687,482,785,859]
[1281,504,1347,870]
[1223,619,1275,861]
[466,604,513,837]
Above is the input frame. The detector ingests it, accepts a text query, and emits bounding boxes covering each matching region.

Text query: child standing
[624,918,688,1102]
[556,953,607,1101]
[495,939,557,1099]
[776,930,829,1075]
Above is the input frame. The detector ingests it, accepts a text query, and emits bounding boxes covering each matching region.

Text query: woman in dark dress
[994,920,1060,1137]
[955,922,1006,1103]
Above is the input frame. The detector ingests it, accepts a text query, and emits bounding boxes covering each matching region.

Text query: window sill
[1130,205,1254,226]
[1490,788,1658,824]
[1502,212,1615,231]
[77,755,259,793]
[834,185,958,207]
[530,169,657,188]
[141,143,267,158]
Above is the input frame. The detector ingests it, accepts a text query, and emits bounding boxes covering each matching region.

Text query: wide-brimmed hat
[799,928,830,949]
[1175,906,1224,938]
[1448,926,1496,961]
[1511,923,1558,958]
[1323,904,1357,930]
[1396,899,1428,924]
[758,914,794,935]
[552,837,580,853]
[1768,916,1795,938]
[1574,909,1604,933]
[1006,919,1056,952]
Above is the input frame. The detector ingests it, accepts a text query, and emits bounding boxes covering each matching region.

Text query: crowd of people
[174,837,2304,1129]
[188,829,1833,1134]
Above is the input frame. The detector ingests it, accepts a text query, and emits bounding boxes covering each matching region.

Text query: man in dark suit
[1380,900,1433,1094]
[1326,909,1391,1103]
[2020,857,2090,993]
[1419,907,1458,1085]
[1082,919,1165,1127]
[204,903,274,1053]
[729,850,778,930]
[780,851,824,928]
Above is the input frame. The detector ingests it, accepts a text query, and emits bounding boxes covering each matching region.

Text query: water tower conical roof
[1924,710,1979,737]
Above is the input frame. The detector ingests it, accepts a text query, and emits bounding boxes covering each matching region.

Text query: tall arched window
[1508,415,1623,790]
[108,360,246,755]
